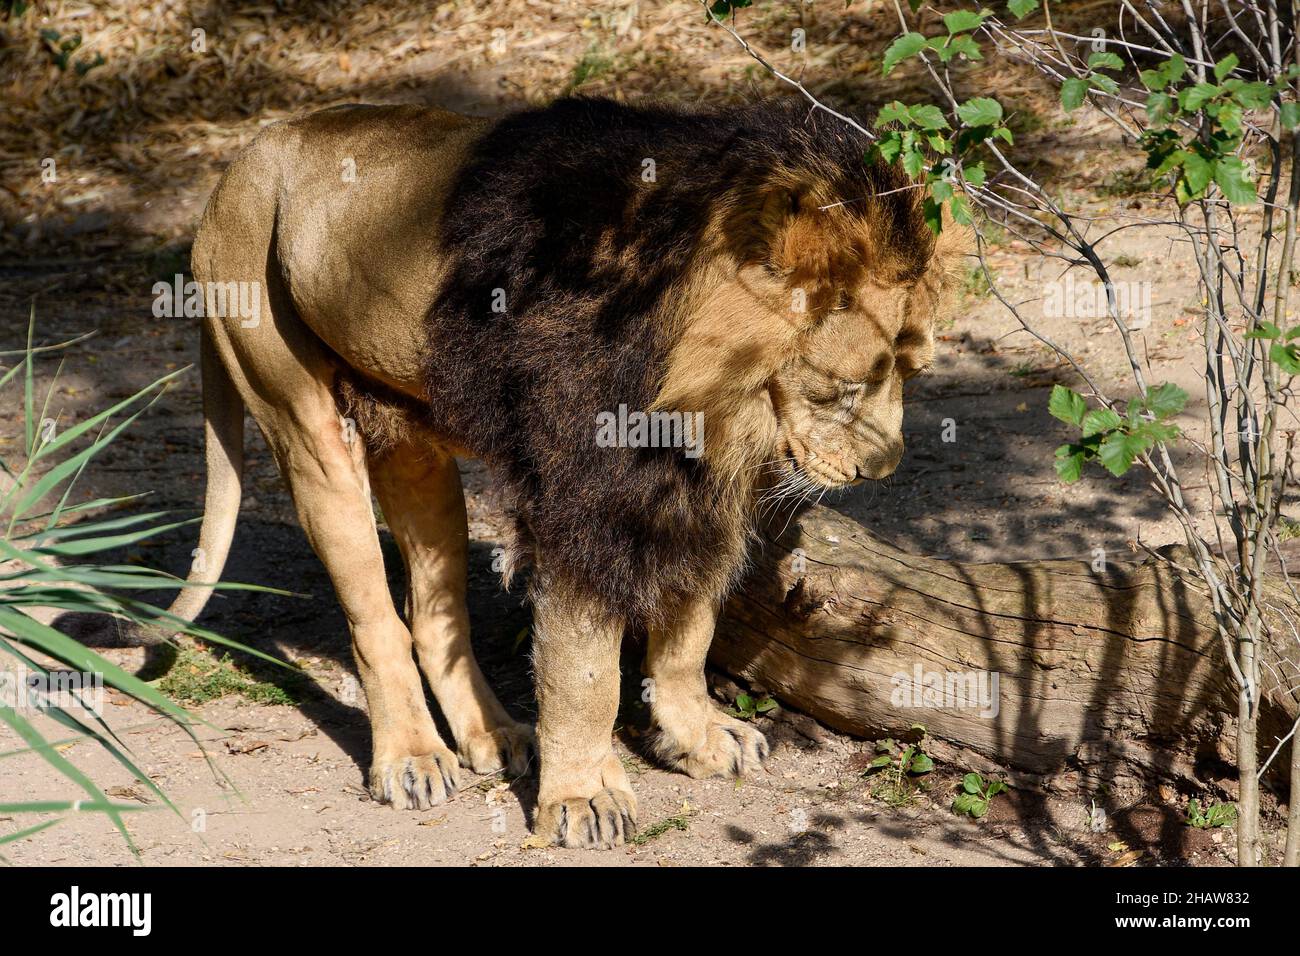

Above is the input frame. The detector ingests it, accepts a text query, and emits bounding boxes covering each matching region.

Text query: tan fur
[168,103,965,849]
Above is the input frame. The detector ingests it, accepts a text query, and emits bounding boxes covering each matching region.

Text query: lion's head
[653,128,966,497]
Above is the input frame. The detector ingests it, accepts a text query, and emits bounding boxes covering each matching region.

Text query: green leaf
[1231,81,1273,110]
[985,780,1008,797]
[1244,322,1282,340]
[873,134,904,164]
[948,192,973,225]
[956,97,1002,127]
[970,798,990,818]
[1088,51,1124,71]
[1054,446,1085,483]
[882,32,927,75]
[1181,151,1213,196]
[962,772,983,794]
[1216,101,1244,136]
[1165,54,1188,85]
[946,34,983,61]
[1145,92,1173,123]
[902,147,926,178]
[867,754,893,770]
[952,793,980,814]
[1214,52,1238,80]
[922,196,943,234]
[963,161,986,187]
[1081,408,1122,437]
[1060,77,1088,111]
[1281,102,1300,130]
[1007,0,1038,17]
[876,101,910,126]
[930,178,954,202]
[1088,73,1119,95]
[1097,430,1148,476]
[909,753,935,774]
[908,103,950,130]
[1151,146,1190,178]
[1213,156,1256,204]
[1136,420,1180,444]
[1048,384,1087,426]
[1139,69,1166,92]
[1178,82,1219,112]
[1143,382,1188,418]
[943,9,988,33]
[1270,342,1300,374]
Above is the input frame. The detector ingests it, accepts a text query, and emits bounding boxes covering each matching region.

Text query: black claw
[402,765,417,804]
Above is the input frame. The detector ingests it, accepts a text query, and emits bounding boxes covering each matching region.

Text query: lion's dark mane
[423,96,923,623]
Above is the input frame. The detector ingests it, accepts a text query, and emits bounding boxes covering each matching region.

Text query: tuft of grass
[568,48,614,89]
[863,732,934,808]
[629,802,694,846]
[155,644,300,706]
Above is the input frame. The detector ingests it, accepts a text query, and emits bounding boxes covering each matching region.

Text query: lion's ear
[756,185,801,239]
[765,192,845,312]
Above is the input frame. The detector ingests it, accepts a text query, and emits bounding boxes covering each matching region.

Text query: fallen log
[714,504,1300,794]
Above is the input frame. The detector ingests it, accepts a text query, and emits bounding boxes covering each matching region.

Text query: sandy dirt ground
[1,0,1295,866]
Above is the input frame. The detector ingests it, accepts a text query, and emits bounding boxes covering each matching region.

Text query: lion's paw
[369,748,460,809]
[458,721,535,777]
[536,787,637,849]
[655,712,770,779]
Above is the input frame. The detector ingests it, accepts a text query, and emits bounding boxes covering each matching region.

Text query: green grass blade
[26,517,200,557]
[16,509,174,541]
[0,818,62,845]
[30,367,185,464]
[8,398,160,522]
[0,705,136,852]
[0,801,154,814]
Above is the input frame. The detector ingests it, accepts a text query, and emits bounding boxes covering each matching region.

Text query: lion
[166,96,965,849]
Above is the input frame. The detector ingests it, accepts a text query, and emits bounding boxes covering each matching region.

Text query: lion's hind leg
[367,434,534,778]
[200,321,459,810]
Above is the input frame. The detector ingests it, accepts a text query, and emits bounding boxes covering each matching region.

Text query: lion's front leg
[532,585,636,849]
[646,595,769,779]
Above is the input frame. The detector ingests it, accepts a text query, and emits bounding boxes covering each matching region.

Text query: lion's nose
[859,442,903,480]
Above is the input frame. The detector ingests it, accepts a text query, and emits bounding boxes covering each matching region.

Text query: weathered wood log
[714,504,1300,793]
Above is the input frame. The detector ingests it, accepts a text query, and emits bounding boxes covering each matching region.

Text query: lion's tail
[163,327,244,632]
